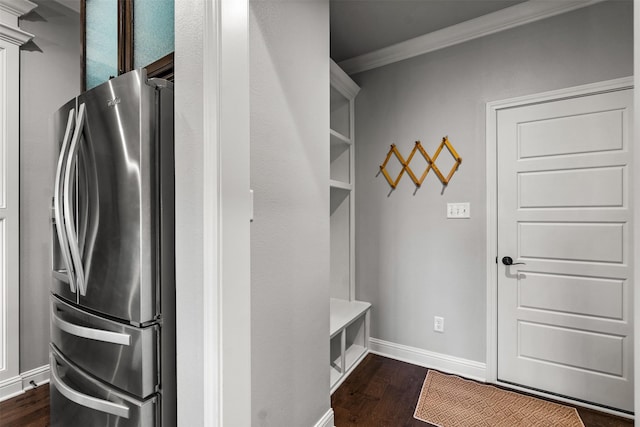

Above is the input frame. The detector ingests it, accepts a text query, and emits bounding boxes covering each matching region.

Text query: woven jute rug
[414,371,585,427]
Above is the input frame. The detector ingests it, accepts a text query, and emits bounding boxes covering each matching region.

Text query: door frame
[175,0,250,426]
[485,76,634,415]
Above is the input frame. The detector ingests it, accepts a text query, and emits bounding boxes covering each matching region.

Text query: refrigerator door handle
[53,108,77,293]
[49,355,131,419]
[64,103,87,296]
[52,308,131,346]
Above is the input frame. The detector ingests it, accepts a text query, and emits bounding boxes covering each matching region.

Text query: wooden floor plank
[0,384,49,427]
[332,354,633,427]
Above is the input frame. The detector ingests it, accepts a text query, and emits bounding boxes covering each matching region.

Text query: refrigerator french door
[50,69,175,427]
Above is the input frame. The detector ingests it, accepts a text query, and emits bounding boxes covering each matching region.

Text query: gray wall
[20,1,80,372]
[250,1,331,425]
[353,1,633,363]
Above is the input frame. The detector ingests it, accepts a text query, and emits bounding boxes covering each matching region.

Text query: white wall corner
[314,408,335,427]
[20,364,50,390]
[369,338,487,382]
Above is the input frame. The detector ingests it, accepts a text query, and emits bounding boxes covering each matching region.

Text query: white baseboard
[21,364,50,390]
[0,364,50,402]
[0,375,23,402]
[369,338,487,382]
[314,408,335,427]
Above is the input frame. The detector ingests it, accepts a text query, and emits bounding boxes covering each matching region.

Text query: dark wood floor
[332,354,634,427]
[0,384,49,427]
[0,360,633,427]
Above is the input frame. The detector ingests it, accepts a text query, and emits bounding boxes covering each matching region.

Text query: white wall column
[0,0,35,402]
[175,0,251,425]
[633,0,640,418]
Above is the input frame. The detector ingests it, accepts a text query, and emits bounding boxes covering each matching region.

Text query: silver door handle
[52,309,131,346]
[54,108,77,293]
[64,103,87,296]
[49,354,130,419]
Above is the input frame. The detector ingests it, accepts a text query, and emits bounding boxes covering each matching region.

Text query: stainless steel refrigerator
[49,69,175,427]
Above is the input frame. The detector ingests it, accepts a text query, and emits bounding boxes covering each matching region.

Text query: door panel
[51,295,159,398]
[519,167,624,208]
[76,70,159,325]
[497,88,633,412]
[518,108,624,158]
[519,222,625,263]
[518,321,624,376]
[518,273,624,319]
[50,345,157,427]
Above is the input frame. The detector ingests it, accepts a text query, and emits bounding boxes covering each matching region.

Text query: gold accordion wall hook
[379,136,462,189]
[379,144,407,189]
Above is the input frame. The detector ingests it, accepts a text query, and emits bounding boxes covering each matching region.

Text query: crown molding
[338,0,608,75]
[0,0,37,18]
[0,0,36,46]
[330,59,360,98]
[0,21,33,45]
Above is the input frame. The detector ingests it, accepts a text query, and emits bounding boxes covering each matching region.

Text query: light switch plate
[447,202,470,219]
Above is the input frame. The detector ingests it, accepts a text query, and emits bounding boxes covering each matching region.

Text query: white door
[496,88,633,412]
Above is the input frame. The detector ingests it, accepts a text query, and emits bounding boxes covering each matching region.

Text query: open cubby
[329,298,370,393]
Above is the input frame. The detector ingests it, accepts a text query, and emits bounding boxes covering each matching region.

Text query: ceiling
[51,0,80,14]
[330,0,526,62]
[51,0,543,63]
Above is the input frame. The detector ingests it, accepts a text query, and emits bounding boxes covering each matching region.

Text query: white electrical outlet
[447,202,470,219]
[434,316,444,333]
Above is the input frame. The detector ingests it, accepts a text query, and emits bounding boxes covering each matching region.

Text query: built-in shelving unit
[329,59,370,393]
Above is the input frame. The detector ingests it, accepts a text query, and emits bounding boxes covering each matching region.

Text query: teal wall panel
[85,0,118,90]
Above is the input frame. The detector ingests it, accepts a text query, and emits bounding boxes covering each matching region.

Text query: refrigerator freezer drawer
[50,345,158,427]
[51,296,159,398]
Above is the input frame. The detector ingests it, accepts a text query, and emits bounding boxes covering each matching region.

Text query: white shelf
[329,60,370,395]
[330,298,371,338]
[329,180,352,192]
[330,129,351,148]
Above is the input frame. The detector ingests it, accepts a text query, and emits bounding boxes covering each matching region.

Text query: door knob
[502,256,525,266]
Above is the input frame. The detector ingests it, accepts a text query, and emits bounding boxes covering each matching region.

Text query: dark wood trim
[145,52,174,81]
[81,0,86,91]
[122,0,134,73]
[117,0,124,74]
